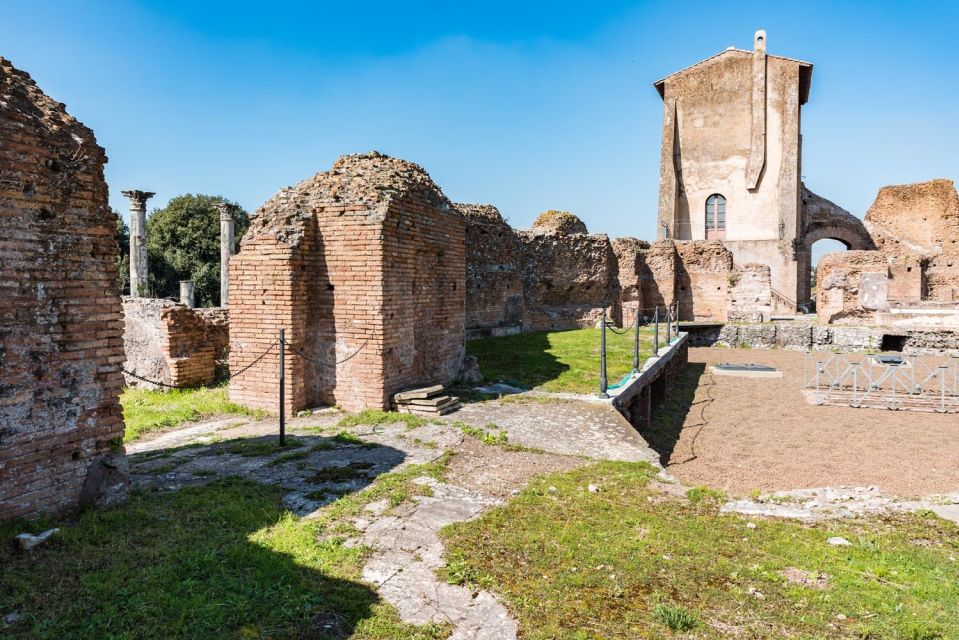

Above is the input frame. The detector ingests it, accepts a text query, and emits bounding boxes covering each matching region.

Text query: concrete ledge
[610,333,689,428]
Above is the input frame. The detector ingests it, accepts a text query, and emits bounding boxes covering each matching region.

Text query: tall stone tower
[654,30,813,308]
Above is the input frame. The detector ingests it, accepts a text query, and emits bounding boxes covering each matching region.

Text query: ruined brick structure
[610,237,650,326]
[122,298,228,388]
[229,152,465,413]
[0,58,127,519]
[654,30,873,312]
[458,208,623,336]
[518,219,618,331]
[865,179,959,302]
[456,204,525,339]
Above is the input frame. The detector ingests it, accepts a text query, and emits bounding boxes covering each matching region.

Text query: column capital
[121,190,155,208]
[215,201,239,221]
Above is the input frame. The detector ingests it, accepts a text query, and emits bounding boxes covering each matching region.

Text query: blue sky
[3,1,958,254]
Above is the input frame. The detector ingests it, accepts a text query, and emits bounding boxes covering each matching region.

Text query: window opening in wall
[705,194,726,240]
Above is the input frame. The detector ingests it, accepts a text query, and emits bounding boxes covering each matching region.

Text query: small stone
[3,612,23,625]
[15,528,59,551]
[588,484,600,493]
[510,489,520,496]
[827,536,852,547]
[746,522,757,529]
[836,613,847,621]
[746,586,764,599]
[548,486,557,494]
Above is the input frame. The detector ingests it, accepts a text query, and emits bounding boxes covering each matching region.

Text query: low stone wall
[684,322,959,356]
[122,298,226,388]
[612,333,689,429]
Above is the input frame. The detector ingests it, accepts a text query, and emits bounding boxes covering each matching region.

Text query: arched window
[705,194,726,239]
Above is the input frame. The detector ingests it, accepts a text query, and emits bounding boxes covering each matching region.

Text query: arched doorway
[809,238,850,309]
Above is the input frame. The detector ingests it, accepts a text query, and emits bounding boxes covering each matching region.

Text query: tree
[114,209,130,295]
[146,194,250,307]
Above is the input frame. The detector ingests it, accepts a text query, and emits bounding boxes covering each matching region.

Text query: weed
[652,604,698,631]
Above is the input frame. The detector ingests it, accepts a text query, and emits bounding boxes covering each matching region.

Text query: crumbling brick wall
[517,222,618,332]
[0,58,127,520]
[728,263,772,323]
[455,204,525,338]
[639,240,677,313]
[864,179,959,301]
[611,237,649,326]
[675,241,734,321]
[816,251,890,324]
[122,298,221,388]
[229,152,465,413]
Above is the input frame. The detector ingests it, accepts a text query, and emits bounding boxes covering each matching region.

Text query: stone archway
[797,186,875,306]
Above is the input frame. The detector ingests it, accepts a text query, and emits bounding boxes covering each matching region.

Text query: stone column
[122,190,155,296]
[215,202,237,307]
[179,281,195,308]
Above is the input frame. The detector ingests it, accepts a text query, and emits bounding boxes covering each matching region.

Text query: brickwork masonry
[0,57,127,520]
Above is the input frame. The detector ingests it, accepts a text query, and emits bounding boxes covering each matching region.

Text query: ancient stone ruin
[122,298,229,388]
[229,152,466,413]
[0,58,128,519]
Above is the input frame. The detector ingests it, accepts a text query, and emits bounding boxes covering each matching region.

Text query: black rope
[286,336,372,365]
[122,340,277,388]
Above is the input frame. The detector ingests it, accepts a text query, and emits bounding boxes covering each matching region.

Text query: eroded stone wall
[675,241,734,321]
[229,152,465,413]
[122,298,224,389]
[728,263,772,323]
[518,227,618,331]
[611,237,649,326]
[456,204,525,338]
[0,58,127,519]
[816,251,891,324]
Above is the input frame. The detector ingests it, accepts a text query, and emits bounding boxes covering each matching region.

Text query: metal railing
[599,300,680,398]
[803,352,959,412]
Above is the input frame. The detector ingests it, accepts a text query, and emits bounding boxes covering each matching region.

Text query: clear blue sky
[3,1,958,250]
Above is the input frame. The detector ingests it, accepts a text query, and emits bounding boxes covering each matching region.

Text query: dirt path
[654,348,959,498]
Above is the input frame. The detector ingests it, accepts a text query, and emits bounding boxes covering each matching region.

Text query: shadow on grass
[465,330,570,389]
[128,432,408,516]
[641,362,707,466]
[0,478,378,639]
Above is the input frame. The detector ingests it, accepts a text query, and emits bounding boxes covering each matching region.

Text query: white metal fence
[803,352,959,413]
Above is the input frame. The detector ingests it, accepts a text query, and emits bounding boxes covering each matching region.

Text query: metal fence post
[653,306,660,356]
[279,328,286,446]
[675,299,680,336]
[632,309,640,371]
[666,303,672,344]
[599,311,609,399]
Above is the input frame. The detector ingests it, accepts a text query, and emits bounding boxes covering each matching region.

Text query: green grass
[441,462,959,639]
[221,437,303,457]
[338,410,432,430]
[121,386,265,442]
[466,327,653,394]
[1,470,453,639]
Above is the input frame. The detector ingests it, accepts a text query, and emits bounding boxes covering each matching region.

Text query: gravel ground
[658,347,959,498]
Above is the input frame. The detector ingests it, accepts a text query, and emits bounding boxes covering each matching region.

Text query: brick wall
[675,241,734,321]
[122,298,223,388]
[728,264,772,322]
[611,237,649,326]
[229,152,465,413]
[455,204,525,338]
[0,58,127,520]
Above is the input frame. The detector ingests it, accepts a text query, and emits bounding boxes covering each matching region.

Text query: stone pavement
[125,398,625,639]
[450,398,662,464]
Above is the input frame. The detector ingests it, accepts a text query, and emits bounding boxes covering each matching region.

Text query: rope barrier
[286,336,372,366]
[121,340,277,389]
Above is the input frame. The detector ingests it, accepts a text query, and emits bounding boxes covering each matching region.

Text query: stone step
[399,395,458,408]
[393,384,445,401]
[396,401,461,416]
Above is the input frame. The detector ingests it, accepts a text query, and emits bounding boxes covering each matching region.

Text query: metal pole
[653,307,660,356]
[675,299,680,336]
[666,303,672,344]
[599,311,609,399]
[279,328,286,446]
[632,308,640,371]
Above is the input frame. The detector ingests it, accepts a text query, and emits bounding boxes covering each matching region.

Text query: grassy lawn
[121,386,265,442]
[442,462,959,639]
[466,327,655,394]
[0,466,451,639]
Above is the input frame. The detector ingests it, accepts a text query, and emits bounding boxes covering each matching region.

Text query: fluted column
[122,190,155,296]
[215,202,238,307]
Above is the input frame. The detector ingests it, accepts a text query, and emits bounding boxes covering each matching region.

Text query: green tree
[114,209,130,295]
[146,194,250,307]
